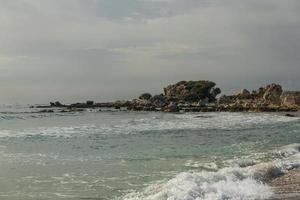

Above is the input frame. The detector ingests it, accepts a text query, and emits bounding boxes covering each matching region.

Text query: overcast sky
[0,0,299,103]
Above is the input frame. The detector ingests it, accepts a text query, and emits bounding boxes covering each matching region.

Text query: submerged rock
[285,113,296,117]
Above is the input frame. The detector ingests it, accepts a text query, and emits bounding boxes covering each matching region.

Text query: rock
[163,80,221,103]
[164,102,180,112]
[211,87,221,99]
[236,89,251,99]
[49,101,64,107]
[281,91,300,106]
[54,101,64,107]
[139,93,152,100]
[39,109,54,113]
[197,97,209,106]
[263,84,283,105]
[218,95,233,104]
[86,101,94,106]
[285,113,296,117]
[114,100,132,108]
[150,94,168,108]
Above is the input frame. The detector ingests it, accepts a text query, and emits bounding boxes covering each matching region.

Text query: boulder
[281,91,300,106]
[163,80,220,103]
[86,101,94,106]
[218,95,233,104]
[139,93,152,100]
[211,87,221,99]
[263,84,283,105]
[150,94,169,108]
[165,102,180,112]
[285,113,296,117]
[236,89,251,99]
[50,101,64,107]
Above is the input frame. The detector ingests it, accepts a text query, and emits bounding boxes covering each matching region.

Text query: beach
[0,105,299,199]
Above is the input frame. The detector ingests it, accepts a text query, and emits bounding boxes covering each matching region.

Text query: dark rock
[218,95,233,104]
[139,93,152,100]
[49,101,64,107]
[86,101,94,106]
[150,94,169,108]
[39,109,54,113]
[285,113,296,117]
[55,101,64,107]
[211,87,221,99]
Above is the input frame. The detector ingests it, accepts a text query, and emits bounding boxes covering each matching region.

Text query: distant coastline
[32,80,300,114]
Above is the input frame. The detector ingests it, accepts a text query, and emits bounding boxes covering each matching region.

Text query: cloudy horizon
[0,0,299,104]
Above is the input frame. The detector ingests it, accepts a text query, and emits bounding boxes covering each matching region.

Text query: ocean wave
[121,144,300,200]
[0,113,298,139]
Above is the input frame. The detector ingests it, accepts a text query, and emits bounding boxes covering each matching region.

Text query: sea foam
[122,143,300,200]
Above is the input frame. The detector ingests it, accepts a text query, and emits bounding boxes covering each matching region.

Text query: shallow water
[0,105,299,200]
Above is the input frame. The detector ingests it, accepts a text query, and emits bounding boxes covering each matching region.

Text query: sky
[0,0,300,104]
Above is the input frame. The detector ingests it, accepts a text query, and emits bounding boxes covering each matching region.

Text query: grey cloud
[0,0,299,103]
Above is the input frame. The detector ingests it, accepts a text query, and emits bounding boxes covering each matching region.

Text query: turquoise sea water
[0,105,299,200]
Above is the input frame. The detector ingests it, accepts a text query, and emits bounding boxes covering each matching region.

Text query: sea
[0,104,299,200]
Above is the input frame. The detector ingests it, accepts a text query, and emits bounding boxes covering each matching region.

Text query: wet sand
[270,169,300,199]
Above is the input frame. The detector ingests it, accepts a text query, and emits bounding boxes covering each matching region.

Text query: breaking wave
[0,112,298,138]
[121,144,300,200]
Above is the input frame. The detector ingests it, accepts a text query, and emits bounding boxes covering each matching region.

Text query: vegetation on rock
[163,80,221,102]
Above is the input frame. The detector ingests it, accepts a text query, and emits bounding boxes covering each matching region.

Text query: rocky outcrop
[216,83,299,112]
[33,81,300,113]
[281,91,300,106]
[163,81,221,103]
[262,84,283,105]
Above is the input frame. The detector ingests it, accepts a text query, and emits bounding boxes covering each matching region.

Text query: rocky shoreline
[33,80,300,113]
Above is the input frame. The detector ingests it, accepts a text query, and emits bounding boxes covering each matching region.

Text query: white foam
[122,143,300,200]
[276,143,300,158]
[0,113,298,138]
[122,169,273,200]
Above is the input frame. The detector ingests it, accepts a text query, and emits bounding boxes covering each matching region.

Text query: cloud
[0,0,299,103]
